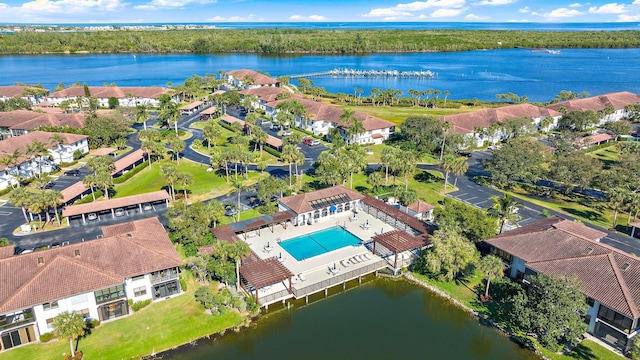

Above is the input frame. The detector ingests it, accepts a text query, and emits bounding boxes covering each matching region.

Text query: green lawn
[113,160,265,201]
[588,144,620,168]
[364,144,438,165]
[340,105,483,124]
[0,276,244,360]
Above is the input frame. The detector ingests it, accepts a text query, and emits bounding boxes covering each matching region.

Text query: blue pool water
[280,227,362,261]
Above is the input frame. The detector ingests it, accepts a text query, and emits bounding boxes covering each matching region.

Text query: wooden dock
[289,68,436,79]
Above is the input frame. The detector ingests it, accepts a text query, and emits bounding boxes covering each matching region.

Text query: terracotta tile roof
[48,86,171,100]
[0,246,15,260]
[240,86,287,102]
[0,110,84,130]
[266,135,282,149]
[408,199,435,213]
[577,133,615,146]
[112,149,145,174]
[0,217,181,314]
[0,86,48,98]
[62,190,169,217]
[220,114,244,125]
[486,216,639,318]
[441,104,561,135]
[0,131,87,171]
[89,147,116,156]
[278,185,365,214]
[227,69,278,86]
[211,225,241,244]
[61,181,89,203]
[179,101,204,111]
[373,230,427,254]
[200,106,217,115]
[546,92,640,113]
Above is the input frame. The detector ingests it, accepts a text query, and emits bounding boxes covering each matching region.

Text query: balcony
[150,269,178,284]
[0,310,35,332]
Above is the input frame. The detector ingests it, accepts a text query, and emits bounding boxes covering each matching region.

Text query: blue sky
[1,0,640,24]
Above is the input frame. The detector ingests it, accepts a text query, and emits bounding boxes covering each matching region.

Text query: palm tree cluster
[9,186,63,228]
[440,154,469,190]
[84,155,114,200]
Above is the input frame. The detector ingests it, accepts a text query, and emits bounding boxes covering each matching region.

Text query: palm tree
[230,177,246,222]
[207,200,226,228]
[441,154,456,191]
[244,112,257,136]
[160,162,179,200]
[44,190,63,226]
[203,121,222,150]
[177,172,193,201]
[452,157,469,188]
[168,138,186,164]
[252,128,268,156]
[477,255,505,299]
[49,133,65,164]
[380,146,397,185]
[160,102,181,134]
[281,144,298,187]
[229,241,251,291]
[82,174,99,201]
[135,104,149,130]
[608,186,628,229]
[53,311,85,358]
[367,171,384,193]
[439,121,450,162]
[95,172,114,200]
[487,194,522,234]
[443,90,451,107]
[26,140,48,178]
[9,187,32,223]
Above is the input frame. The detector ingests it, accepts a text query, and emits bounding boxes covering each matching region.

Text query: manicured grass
[538,340,623,360]
[340,105,483,124]
[219,208,264,225]
[364,144,438,165]
[588,144,620,166]
[0,276,244,360]
[113,160,265,201]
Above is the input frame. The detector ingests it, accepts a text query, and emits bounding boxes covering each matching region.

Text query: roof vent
[584,247,594,255]
[37,256,44,265]
[622,262,631,271]
[74,249,80,257]
[126,233,132,238]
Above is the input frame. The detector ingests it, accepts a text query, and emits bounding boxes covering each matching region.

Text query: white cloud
[289,15,304,20]
[634,0,640,4]
[618,13,640,21]
[308,15,326,20]
[530,11,539,15]
[465,13,489,19]
[568,2,582,7]
[519,6,529,13]
[363,0,466,18]
[289,14,326,21]
[473,0,515,5]
[431,7,467,17]
[545,8,583,18]
[15,0,126,13]
[135,0,213,10]
[207,14,258,21]
[588,3,626,14]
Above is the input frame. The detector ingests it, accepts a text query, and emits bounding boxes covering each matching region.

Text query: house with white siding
[546,91,640,125]
[0,217,182,352]
[225,69,279,90]
[0,86,49,105]
[47,86,176,108]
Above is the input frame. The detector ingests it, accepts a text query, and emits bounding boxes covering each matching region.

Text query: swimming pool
[279,227,362,261]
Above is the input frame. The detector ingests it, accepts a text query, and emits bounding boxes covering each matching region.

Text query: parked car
[114,208,126,217]
[303,138,312,145]
[50,242,61,248]
[271,124,281,131]
[225,207,238,216]
[64,169,80,177]
[309,140,320,146]
[282,131,293,136]
[87,213,98,221]
[142,203,153,211]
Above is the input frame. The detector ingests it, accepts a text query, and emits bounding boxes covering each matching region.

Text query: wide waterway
[2,48,640,102]
[162,278,538,360]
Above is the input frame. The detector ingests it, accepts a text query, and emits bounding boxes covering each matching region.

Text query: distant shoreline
[1,29,639,55]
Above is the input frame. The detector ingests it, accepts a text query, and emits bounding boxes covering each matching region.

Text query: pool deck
[240,211,393,305]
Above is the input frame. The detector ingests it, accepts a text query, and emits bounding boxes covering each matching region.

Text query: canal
[162,278,539,360]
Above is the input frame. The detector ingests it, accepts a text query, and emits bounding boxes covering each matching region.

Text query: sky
[1,0,640,24]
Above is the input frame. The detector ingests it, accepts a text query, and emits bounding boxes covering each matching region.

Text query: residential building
[440,103,562,147]
[47,86,176,108]
[225,69,278,90]
[546,91,640,125]
[485,216,640,352]
[398,199,436,221]
[0,131,89,190]
[0,86,49,105]
[0,217,182,352]
[0,110,84,139]
[239,86,287,110]
[278,184,365,226]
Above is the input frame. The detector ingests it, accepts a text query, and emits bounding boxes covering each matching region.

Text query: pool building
[200,185,433,307]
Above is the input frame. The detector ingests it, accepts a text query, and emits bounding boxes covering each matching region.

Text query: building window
[74,308,90,319]
[46,318,55,330]
[586,298,595,307]
[43,301,59,311]
[598,305,633,332]
[94,285,125,304]
[134,286,147,297]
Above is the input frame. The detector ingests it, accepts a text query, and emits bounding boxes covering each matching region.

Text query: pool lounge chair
[298,273,307,282]
[350,257,358,264]
[364,253,373,260]
[356,255,363,262]
[341,259,351,267]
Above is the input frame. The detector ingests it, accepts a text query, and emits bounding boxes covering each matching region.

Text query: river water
[1,48,639,102]
[162,278,538,360]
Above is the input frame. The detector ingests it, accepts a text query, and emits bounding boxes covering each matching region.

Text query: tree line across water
[1,29,640,54]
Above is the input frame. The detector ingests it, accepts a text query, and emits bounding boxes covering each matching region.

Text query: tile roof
[441,104,561,135]
[239,255,293,289]
[0,86,49,98]
[0,131,88,171]
[546,91,640,113]
[577,133,615,146]
[89,147,116,156]
[0,110,84,130]
[407,199,435,213]
[48,86,171,100]
[278,185,365,214]
[0,217,181,314]
[227,69,278,86]
[240,86,287,102]
[179,100,204,111]
[60,181,89,203]
[486,216,638,319]
[112,149,145,174]
[62,190,169,217]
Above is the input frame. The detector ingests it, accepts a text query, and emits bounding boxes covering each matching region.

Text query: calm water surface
[2,48,639,101]
[163,279,538,360]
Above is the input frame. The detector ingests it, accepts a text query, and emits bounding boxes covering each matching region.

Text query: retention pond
[162,277,539,360]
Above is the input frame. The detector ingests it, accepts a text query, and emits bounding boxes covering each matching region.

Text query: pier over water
[289,68,436,79]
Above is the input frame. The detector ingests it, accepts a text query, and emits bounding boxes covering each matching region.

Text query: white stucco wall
[124,275,153,303]
[33,291,99,334]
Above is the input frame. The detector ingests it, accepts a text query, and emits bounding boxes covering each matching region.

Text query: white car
[309,140,320,146]
[87,213,98,221]
[114,208,126,217]
[142,203,153,211]
[282,131,293,136]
